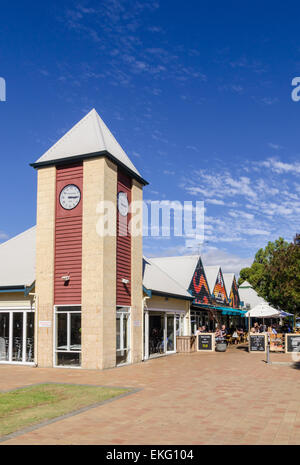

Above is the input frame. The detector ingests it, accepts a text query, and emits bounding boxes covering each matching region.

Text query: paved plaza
[0,347,299,445]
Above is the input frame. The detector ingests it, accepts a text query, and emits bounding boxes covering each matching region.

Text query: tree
[238,237,289,291]
[264,239,300,314]
[239,236,300,315]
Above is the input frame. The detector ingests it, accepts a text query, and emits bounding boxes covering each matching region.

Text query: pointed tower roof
[223,272,235,296]
[31,109,148,185]
[203,265,220,294]
[239,280,252,288]
[150,255,200,290]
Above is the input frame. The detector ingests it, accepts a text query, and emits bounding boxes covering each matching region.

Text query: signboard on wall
[249,334,266,352]
[39,321,52,328]
[197,333,215,352]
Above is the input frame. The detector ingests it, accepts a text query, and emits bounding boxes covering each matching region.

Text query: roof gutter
[152,290,194,301]
[0,282,35,295]
[30,150,149,186]
[143,286,152,298]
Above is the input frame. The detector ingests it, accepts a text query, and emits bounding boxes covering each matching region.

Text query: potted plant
[215,336,227,352]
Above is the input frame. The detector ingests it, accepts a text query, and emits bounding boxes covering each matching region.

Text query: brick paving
[0,346,299,445]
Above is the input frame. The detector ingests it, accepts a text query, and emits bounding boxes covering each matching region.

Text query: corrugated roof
[0,227,36,288]
[33,108,143,180]
[143,257,193,299]
[238,281,267,309]
[239,280,252,288]
[223,272,235,297]
[203,265,220,294]
[149,255,199,290]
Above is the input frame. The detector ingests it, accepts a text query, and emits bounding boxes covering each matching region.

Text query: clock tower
[32,109,147,369]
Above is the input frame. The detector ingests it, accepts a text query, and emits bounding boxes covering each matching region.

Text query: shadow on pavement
[291,362,300,370]
[235,345,249,352]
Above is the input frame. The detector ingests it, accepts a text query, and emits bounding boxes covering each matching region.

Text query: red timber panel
[54,163,83,305]
[116,170,132,306]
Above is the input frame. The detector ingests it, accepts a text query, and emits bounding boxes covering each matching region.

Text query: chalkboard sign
[286,334,300,353]
[198,333,214,351]
[249,334,266,352]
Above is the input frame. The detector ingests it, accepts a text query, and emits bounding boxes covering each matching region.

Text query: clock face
[118,192,129,216]
[59,184,81,210]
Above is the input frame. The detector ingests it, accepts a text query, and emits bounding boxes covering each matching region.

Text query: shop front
[144,309,185,358]
[190,304,246,335]
[116,306,131,365]
[54,305,81,367]
[0,308,35,364]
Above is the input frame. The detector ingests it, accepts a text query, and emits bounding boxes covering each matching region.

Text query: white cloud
[0,232,8,242]
[205,199,225,205]
[268,143,282,150]
[261,158,300,175]
[201,247,252,276]
[228,210,254,220]
[243,228,271,236]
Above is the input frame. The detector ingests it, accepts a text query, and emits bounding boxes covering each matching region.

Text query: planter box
[176,336,196,353]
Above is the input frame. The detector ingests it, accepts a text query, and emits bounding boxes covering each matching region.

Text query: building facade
[0,109,244,370]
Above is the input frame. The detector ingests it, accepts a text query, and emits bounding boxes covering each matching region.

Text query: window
[176,314,184,336]
[55,306,81,367]
[116,307,130,365]
[0,310,35,364]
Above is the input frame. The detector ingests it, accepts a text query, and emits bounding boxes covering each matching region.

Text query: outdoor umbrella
[279,310,293,317]
[244,303,281,319]
[244,303,281,330]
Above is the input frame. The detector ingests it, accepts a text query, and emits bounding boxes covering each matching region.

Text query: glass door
[0,311,35,364]
[12,313,23,362]
[166,314,175,352]
[55,306,81,367]
[0,313,9,361]
[149,313,164,356]
[116,308,130,365]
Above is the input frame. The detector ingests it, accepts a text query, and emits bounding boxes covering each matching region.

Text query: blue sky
[1,0,300,275]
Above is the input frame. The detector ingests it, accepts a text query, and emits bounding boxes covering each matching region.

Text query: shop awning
[192,302,247,316]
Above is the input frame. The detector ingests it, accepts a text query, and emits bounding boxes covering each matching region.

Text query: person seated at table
[231,328,239,344]
[221,324,227,337]
[271,324,278,335]
[215,327,223,342]
[259,323,266,333]
[237,328,244,336]
[201,325,207,333]
[253,322,260,332]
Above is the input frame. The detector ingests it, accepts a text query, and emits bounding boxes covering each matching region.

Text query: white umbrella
[245,302,281,318]
[245,303,281,333]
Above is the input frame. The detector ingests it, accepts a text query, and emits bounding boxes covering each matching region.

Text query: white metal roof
[33,108,142,178]
[223,272,235,297]
[0,227,36,288]
[149,255,199,290]
[203,265,220,294]
[244,302,281,318]
[239,280,252,288]
[238,281,266,309]
[143,257,192,299]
